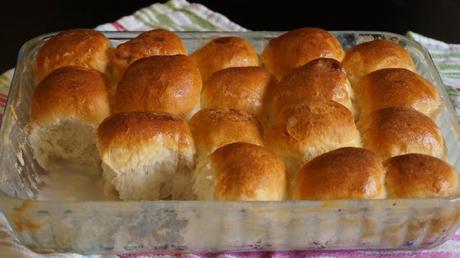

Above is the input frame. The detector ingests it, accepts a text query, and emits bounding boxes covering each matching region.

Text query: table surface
[1,0,459,72]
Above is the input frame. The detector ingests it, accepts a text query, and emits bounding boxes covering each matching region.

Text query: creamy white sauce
[35,162,114,201]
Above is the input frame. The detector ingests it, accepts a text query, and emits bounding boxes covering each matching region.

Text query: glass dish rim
[2,30,460,206]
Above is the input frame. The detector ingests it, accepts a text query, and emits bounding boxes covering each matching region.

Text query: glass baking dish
[1,31,460,254]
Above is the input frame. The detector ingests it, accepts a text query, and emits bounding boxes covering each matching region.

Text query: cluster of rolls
[29,27,459,201]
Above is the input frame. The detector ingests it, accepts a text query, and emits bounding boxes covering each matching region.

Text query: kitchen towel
[1,0,460,257]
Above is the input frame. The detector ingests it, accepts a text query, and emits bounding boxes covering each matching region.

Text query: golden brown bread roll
[354,68,440,118]
[201,67,275,119]
[293,147,385,200]
[342,39,416,85]
[113,55,202,118]
[96,111,196,200]
[110,29,187,83]
[35,29,112,83]
[262,28,345,79]
[358,107,446,160]
[194,142,286,200]
[384,153,459,198]
[191,36,259,81]
[268,58,354,116]
[30,66,110,168]
[189,108,263,158]
[266,98,361,180]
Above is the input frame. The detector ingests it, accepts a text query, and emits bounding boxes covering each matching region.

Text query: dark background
[1,0,458,72]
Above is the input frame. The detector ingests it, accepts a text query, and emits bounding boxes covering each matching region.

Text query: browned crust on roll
[342,39,416,85]
[191,36,259,81]
[384,153,459,198]
[31,66,110,125]
[110,29,187,81]
[211,142,287,200]
[269,58,353,115]
[358,107,445,160]
[113,55,202,118]
[355,68,439,118]
[265,98,361,176]
[190,108,264,156]
[267,97,358,140]
[293,147,385,200]
[202,66,275,118]
[35,28,112,83]
[262,27,344,79]
[97,111,193,154]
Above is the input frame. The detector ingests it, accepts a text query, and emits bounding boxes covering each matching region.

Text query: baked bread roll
[191,37,259,81]
[35,28,112,83]
[201,67,275,119]
[96,111,196,200]
[266,98,361,180]
[358,107,446,160]
[268,58,354,116]
[262,28,345,79]
[189,108,263,159]
[385,153,459,198]
[113,55,201,118]
[194,142,286,200]
[355,68,439,118]
[342,39,416,85]
[30,66,110,168]
[293,147,385,200]
[110,29,187,83]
